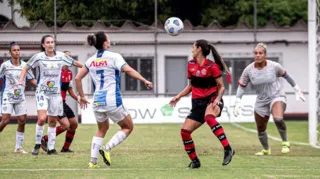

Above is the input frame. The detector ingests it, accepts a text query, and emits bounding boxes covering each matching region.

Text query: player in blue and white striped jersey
[0,42,36,154]
[75,31,152,168]
[18,35,83,155]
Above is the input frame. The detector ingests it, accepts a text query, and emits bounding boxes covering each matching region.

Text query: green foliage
[14,0,308,27]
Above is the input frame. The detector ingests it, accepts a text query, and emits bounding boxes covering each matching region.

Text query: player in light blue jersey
[75,31,152,168]
[233,43,305,155]
[0,42,36,154]
[18,35,83,155]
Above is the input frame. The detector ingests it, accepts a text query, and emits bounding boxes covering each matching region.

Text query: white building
[0,18,312,120]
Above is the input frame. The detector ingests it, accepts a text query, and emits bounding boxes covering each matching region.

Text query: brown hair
[87,31,107,50]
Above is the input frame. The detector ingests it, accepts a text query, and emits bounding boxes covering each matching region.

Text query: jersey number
[96,70,104,90]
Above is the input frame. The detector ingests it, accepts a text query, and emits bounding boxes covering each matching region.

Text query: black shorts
[58,101,75,119]
[186,95,224,123]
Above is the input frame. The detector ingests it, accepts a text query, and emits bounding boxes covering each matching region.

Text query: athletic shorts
[93,105,129,123]
[255,96,287,118]
[187,94,224,123]
[58,101,75,119]
[1,100,27,116]
[36,94,63,116]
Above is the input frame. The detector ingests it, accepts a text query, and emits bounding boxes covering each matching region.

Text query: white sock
[105,131,127,151]
[90,136,104,164]
[15,131,24,149]
[35,124,44,144]
[47,127,56,150]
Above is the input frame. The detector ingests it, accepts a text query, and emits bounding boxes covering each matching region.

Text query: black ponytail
[87,31,107,50]
[209,44,229,73]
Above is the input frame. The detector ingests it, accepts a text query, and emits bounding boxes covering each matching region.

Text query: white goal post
[308,0,319,147]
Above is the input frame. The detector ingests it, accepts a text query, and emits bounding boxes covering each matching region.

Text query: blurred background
[0,0,315,123]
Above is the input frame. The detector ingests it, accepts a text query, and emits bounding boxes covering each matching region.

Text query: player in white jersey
[18,35,83,155]
[75,31,152,168]
[233,43,305,155]
[0,42,36,153]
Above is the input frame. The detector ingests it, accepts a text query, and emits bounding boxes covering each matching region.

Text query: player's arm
[169,80,191,107]
[233,68,250,117]
[276,63,305,102]
[67,86,79,102]
[63,54,83,68]
[75,66,89,108]
[18,65,30,86]
[72,61,83,68]
[214,77,225,103]
[122,65,152,89]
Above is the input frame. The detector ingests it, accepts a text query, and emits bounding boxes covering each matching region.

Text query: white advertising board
[81,95,259,124]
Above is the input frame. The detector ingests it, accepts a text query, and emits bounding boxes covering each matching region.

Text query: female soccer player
[41,51,79,153]
[18,35,83,155]
[233,43,305,155]
[169,39,235,169]
[75,31,152,168]
[0,42,36,153]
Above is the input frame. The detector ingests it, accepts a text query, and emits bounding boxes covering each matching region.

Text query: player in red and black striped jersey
[169,39,235,168]
[41,51,79,153]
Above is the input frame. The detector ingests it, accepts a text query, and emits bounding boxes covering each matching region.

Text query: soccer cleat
[61,148,74,153]
[99,149,111,166]
[222,149,235,166]
[41,137,48,152]
[187,159,201,169]
[255,149,271,156]
[14,148,28,154]
[281,142,290,154]
[32,144,41,155]
[47,149,58,155]
[88,162,99,168]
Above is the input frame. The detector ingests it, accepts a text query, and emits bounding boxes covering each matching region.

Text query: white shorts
[36,94,63,116]
[1,100,27,116]
[255,96,287,118]
[93,105,129,123]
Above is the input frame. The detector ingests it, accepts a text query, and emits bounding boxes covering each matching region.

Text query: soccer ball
[164,17,184,36]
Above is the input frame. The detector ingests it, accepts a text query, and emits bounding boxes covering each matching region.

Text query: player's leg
[33,94,48,155]
[14,101,28,153]
[0,102,12,133]
[181,118,203,169]
[89,111,109,168]
[254,111,271,155]
[205,100,234,166]
[61,102,77,152]
[271,99,290,154]
[41,115,69,152]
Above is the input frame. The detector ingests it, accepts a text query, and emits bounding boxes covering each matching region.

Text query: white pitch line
[230,122,320,148]
[0,168,319,172]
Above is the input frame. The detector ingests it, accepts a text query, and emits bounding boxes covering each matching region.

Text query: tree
[13,0,308,27]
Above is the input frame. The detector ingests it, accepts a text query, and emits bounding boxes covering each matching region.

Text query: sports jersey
[238,60,286,103]
[27,51,74,96]
[85,50,126,110]
[61,69,73,101]
[187,59,221,99]
[0,60,34,103]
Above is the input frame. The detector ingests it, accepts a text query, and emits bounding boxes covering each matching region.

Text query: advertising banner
[81,95,259,124]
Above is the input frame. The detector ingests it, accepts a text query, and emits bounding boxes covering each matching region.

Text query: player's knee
[180,129,192,138]
[18,118,26,125]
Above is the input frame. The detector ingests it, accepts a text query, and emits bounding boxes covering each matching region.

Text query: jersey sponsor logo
[14,89,21,95]
[43,71,59,78]
[201,69,207,75]
[40,81,58,93]
[196,71,200,76]
[90,58,108,67]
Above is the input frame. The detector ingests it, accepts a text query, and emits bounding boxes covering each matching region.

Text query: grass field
[0,121,319,179]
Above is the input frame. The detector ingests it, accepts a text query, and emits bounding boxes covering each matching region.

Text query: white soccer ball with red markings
[164,17,184,36]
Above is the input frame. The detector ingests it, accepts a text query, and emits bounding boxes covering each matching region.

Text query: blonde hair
[255,43,267,53]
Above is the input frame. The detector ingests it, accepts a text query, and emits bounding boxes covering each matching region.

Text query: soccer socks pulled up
[15,131,24,149]
[205,114,231,150]
[35,124,44,144]
[44,126,65,141]
[104,131,127,151]
[180,129,198,162]
[274,117,288,142]
[47,127,56,151]
[91,136,104,164]
[258,131,270,150]
[63,130,75,150]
